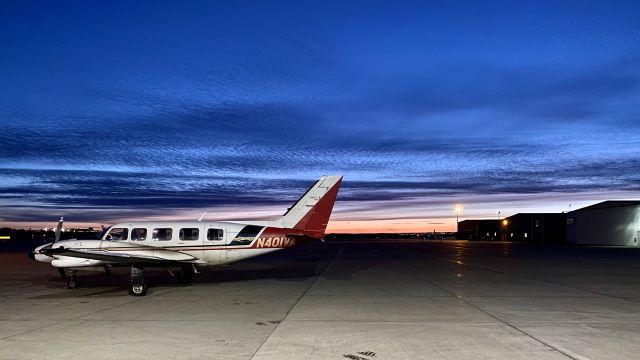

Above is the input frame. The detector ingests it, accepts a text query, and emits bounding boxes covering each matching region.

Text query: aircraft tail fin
[276,175,343,238]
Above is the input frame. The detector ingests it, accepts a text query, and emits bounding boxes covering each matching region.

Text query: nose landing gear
[66,270,78,289]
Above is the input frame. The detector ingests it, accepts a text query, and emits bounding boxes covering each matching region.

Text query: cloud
[1,152,639,225]
[1,3,640,228]
[321,58,640,137]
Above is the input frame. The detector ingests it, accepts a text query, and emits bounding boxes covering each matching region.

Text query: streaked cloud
[1,1,640,231]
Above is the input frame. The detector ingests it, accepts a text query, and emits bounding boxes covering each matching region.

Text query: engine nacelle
[30,243,54,263]
[33,253,53,263]
[51,257,103,268]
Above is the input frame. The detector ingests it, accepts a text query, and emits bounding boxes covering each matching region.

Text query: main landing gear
[59,265,196,296]
[58,266,149,295]
[128,265,148,296]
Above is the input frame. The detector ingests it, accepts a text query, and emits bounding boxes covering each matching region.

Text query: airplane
[29,175,342,296]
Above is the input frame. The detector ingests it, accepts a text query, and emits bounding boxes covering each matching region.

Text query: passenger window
[106,228,128,241]
[153,228,172,241]
[179,228,199,241]
[207,228,224,241]
[131,228,147,241]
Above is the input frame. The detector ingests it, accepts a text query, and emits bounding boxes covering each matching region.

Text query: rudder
[277,176,343,238]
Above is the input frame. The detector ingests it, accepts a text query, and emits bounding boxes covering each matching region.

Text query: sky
[1,0,640,232]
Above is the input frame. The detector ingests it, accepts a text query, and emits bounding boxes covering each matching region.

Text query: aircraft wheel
[67,274,79,289]
[129,283,148,296]
[129,266,147,296]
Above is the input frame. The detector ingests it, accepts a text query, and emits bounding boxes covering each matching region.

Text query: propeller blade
[54,217,64,243]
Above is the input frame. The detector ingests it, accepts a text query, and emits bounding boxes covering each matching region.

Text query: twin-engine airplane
[29,175,342,296]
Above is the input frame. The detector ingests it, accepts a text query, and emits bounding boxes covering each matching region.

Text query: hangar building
[503,213,566,244]
[566,201,640,246]
[457,220,500,240]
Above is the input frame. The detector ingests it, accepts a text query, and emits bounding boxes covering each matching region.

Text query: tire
[129,283,148,296]
[67,276,78,289]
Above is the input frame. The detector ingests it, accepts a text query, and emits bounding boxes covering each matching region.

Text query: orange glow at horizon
[325,219,456,233]
[4,189,640,233]
[2,218,458,233]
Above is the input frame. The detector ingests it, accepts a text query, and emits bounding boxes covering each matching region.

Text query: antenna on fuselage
[53,217,64,243]
[197,212,207,222]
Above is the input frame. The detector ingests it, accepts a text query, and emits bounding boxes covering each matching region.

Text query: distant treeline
[325,232,456,242]
[0,228,101,251]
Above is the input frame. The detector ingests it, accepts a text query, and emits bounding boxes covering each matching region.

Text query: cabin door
[204,225,229,264]
[175,225,204,261]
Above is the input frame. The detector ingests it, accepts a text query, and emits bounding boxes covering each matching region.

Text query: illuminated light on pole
[455,204,463,224]
[500,218,509,242]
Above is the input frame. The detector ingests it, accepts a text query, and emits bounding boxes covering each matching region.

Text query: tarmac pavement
[1,240,640,359]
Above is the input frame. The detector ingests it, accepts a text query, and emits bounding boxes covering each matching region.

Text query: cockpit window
[131,228,147,241]
[98,226,112,240]
[106,228,128,241]
[229,225,262,245]
[153,228,172,241]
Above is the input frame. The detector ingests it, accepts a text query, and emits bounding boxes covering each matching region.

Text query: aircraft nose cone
[27,251,35,261]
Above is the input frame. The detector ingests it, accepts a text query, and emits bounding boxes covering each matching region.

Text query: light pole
[455,204,463,239]
[496,211,501,240]
[455,204,463,224]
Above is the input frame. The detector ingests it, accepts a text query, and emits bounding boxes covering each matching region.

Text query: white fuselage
[37,220,293,269]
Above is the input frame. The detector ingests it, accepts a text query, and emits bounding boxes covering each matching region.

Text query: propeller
[53,217,67,280]
[53,217,64,243]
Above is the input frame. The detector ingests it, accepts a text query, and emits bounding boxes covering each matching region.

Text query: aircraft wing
[41,247,197,265]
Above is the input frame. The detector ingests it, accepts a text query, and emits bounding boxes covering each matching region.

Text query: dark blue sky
[1,1,639,231]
